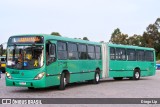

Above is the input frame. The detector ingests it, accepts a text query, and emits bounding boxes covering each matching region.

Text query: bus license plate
[19,82,26,85]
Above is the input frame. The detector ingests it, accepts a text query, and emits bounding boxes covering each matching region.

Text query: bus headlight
[34,72,45,80]
[6,72,12,79]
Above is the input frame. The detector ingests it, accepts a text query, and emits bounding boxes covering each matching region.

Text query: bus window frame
[115,48,126,61]
[110,47,115,60]
[57,41,68,60]
[95,45,101,60]
[145,50,154,62]
[136,50,145,61]
[126,49,136,61]
[87,45,96,60]
[78,44,87,60]
[67,42,78,60]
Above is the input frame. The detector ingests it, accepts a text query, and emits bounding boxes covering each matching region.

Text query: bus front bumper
[6,77,46,88]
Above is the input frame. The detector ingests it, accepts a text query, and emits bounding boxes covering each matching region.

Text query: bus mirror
[0,45,3,56]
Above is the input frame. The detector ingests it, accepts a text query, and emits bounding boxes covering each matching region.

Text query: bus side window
[110,47,115,60]
[137,50,145,61]
[87,45,95,60]
[127,49,136,61]
[145,51,154,61]
[95,46,101,59]
[68,43,78,60]
[115,48,126,60]
[78,44,87,59]
[57,42,67,60]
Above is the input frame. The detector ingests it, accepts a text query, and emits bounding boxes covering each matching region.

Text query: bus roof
[8,34,155,51]
[9,34,101,45]
[107,43,155,51]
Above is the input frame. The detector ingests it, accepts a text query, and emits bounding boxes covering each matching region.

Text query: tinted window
[137,50,145,61]
[58,42,66,51]
[95,46,101,59]
[88,45,95,52]
[95,46,101,53]
[110,47,115,60]
[78,44,87,59]
[68,43,78,60]
[68,43,77,52]
[127,49,136,61]
[78,44,87,52]
[57,42,67,60]
[87,45,95,59]
[115,48,126,60]
[145,51,154,61]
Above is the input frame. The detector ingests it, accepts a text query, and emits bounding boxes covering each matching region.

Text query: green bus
[4,34,102,90]
[1,34,156,90]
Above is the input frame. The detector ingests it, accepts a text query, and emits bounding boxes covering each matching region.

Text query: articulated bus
[1,34,156,90]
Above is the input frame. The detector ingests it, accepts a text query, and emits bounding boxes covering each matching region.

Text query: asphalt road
[0,71,160,107]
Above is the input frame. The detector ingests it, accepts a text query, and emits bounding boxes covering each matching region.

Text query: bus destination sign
[8,36,44,44]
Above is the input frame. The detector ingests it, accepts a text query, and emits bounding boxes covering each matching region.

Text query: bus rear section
[107,44,156,80]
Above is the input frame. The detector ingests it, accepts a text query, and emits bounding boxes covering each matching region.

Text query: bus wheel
[59,72,67,90]
[133,69,140,80]
[93,72,100,84]
[113,77,123,80]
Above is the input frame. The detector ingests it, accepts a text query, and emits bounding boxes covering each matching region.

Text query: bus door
[45,40,59,86]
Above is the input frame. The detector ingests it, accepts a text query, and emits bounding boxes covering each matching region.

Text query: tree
[143,18,160,48]
[110,28,121,43]
[110,28,128,45]
[83,37,89,41]
[142,31,154,47]
[157,53,160,60]
[127,34,144,46]
[109,18,160,60]
[155,18,160,29]
[142,18,160,59]
[51,32,61,36]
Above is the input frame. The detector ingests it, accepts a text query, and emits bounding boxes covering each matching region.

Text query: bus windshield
[7,45,44,70]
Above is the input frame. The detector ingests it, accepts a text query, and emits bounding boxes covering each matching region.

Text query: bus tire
[59,72,67,90]
[93,72,100,84]
[113,77,123,80]
[133,69,140,80]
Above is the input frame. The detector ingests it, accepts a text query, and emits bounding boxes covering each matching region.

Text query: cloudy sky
[0,0,159,45]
